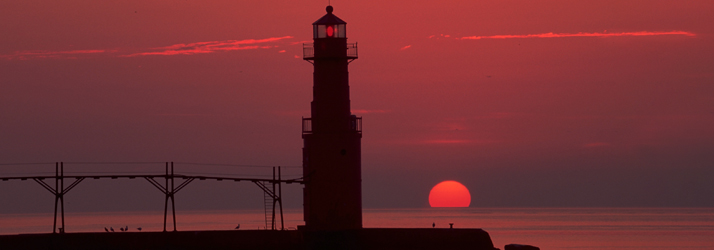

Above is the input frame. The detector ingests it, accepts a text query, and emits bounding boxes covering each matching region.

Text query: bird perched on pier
[105,227,108,232]
[125,226,129,231]
[110,227,114,232]
[235,224,240,229]
[120,227,124,232]
[432,222,435,228]
[137,227,142,231]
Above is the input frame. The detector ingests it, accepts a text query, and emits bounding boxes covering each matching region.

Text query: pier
[0,162,300,233]
[0,228,496,250]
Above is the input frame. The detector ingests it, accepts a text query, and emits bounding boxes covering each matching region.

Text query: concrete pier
[0,228,497,250]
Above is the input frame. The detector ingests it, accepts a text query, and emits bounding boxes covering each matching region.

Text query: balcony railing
[302,116,362,135]
[350,116,362,134]
[303,43,358,60]
[346,43,358,58]
[303,44,314,59]
[302,118,312,135]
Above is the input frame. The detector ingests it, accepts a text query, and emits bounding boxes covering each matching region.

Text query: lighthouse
[302,5,362,230]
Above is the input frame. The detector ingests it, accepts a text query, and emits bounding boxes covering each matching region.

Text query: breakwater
[0,228,496,250]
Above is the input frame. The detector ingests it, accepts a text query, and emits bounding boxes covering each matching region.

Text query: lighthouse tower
[302,5,362,230]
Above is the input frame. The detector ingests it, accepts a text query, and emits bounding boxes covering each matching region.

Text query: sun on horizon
[429,180,471,207]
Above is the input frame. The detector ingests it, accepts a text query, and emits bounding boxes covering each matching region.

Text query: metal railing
[350,116,362,134]
[303,43,358,60]
[302,118,312,135]
[303,44,314,59]
[302,117,361,134]
[346,43,358,58]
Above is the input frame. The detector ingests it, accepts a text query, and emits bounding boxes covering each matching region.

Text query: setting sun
[429,180,471,207]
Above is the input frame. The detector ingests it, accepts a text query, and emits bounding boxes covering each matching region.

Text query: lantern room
[313,6,346,39]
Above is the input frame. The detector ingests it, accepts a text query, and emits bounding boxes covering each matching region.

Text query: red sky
[1,0,713,212]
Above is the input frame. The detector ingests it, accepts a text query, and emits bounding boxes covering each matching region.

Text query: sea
[1,207,713,250]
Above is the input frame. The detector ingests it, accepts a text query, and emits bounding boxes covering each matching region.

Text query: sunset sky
[1,0,713,213]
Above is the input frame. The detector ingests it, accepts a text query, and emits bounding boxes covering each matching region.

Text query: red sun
[429,180,471,207]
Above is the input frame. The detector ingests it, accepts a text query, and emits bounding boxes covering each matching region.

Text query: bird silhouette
[235,224,240,229]
[104,227,108,232]
[432,222,435,228]
[125,226,129,231]
[110,227,114,232]
[137,227,142,231]
[120,227,125,232]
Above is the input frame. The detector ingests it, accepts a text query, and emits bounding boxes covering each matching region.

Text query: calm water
[1,207,713,250]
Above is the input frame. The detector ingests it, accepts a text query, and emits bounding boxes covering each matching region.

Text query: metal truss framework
[1,162,301,233]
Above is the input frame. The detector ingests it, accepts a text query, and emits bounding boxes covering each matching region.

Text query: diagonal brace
[145,177,167,194]
[63,178,85,194]
[254,181,278,199]
[173,178,195,194]
[33,179,57,195]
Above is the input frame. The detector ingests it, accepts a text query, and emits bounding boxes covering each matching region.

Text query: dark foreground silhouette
[0,228,497,250]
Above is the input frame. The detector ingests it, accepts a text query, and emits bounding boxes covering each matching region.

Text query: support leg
[163,195,168,232]
[53,162,58,234]
[60,195,65,233]
[171,162,177,232]
[60,162,65,233]
[53,196,58,234]
[272,167,276,230]
[279,167,284,230]
[171,195,177,232]
[163,162,169,232]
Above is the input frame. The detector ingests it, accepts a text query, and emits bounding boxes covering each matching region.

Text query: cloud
[1,49,107,60]
[2,36,296,60]
[290,40,313,45]
[400,45,412,51]
[428,34,451,39]
[121,36,293,57]
[460,31,695,40]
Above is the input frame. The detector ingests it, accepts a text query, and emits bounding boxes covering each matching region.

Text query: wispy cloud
[400,45,412,51]
[1,49,107,60]
[290,40,313,45]
[1,36,297,60]
[122,36,293,57]
[459,31,695,40]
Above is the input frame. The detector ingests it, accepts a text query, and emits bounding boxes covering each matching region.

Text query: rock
[505,244,540,250]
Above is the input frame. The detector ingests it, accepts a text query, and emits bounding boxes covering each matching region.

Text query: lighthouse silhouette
[302,5,362,230]
[296,7,501,250]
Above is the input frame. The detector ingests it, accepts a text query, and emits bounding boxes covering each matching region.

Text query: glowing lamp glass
[314,24,346,38]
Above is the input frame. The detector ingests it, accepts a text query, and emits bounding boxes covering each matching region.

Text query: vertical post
[279,166,284,230]
[60,162,65,233]
[171,162,177,232]
[53,162,58,234]
[272,167,276,230]
[163,162,168,232]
